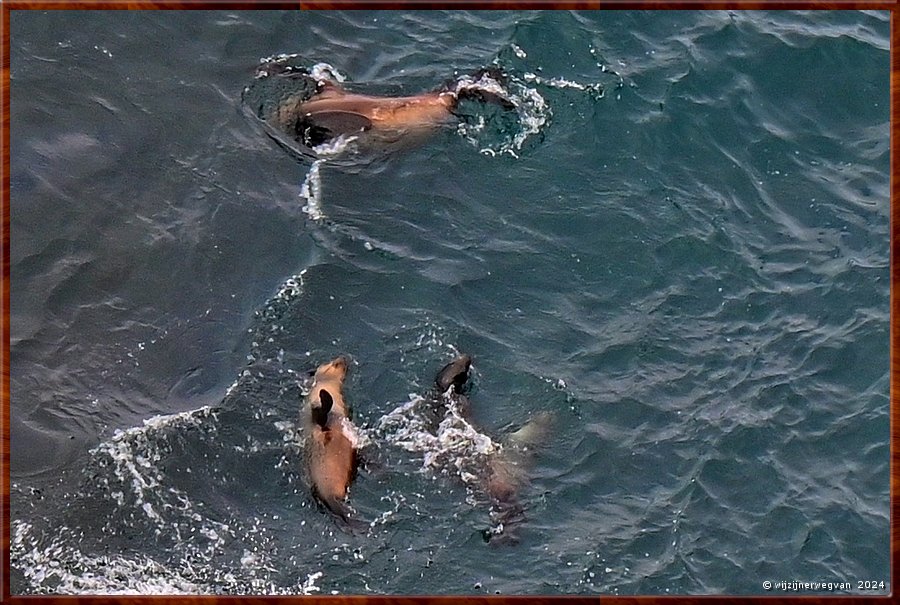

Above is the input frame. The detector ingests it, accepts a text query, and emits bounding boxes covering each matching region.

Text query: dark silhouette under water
[432,354,551,545]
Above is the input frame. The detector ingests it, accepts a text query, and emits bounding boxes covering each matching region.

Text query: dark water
[8,10,890,595]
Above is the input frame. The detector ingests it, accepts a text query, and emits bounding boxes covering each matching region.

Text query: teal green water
[9,10,889,595]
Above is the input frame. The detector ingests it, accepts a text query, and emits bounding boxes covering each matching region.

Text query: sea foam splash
[299,135,360,221]
[12,401,327,595]
[12,520,205,595]
[376,390,501,498]
[299,160,324,221]
[89,406,227,534]
[12,516,326,595]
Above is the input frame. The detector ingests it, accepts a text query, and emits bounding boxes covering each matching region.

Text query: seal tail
[483,500,526,546]
[319,495,368,534]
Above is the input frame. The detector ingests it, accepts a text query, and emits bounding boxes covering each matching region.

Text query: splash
[89,406,222,534]
[308,62,347,84]
[376,391,500,495]
[12,521,205,595]
[451,69,550,159]
[244,270,308,367]
[523,72,605,97]
[298,134,362,220]
[255,55,347,85]
[452,70,511,101]
[13,401,328,594]
[299,160,324,221]
[12,518,327,595]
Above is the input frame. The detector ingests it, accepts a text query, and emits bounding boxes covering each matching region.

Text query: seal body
[298,87,456,128]
[255,65,515,150]
[272,84,457,148]
[303,355,359,522]
[432,355,550,543]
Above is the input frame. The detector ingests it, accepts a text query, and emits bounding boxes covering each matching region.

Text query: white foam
[298,135,362,220]
[87,406,242,561]
[309,62,347,84]
[377,392,500,494]
[91,407,214,526]
[509,85,549,157]
[255,56,346,84]
[312,133,359,158]
[340,417,361,448]
[12,516,327,595]
[12,520,206,594]
[15,397,328,594]
[451,71,550,158]
[274,270,306,302]
[523,72,605,96]
[453,72,510,101]
[300,160,324,221]
[259,52,300,65]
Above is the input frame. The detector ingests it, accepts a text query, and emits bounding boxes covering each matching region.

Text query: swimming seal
[432,354,551,544]
[303,355,360,524]
[260,64,516,149]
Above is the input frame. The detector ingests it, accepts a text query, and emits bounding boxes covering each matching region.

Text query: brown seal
[303,355,360,524]
[433,354,551,544]
[264,67,515,149]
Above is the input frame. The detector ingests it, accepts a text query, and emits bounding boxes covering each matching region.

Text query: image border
[0,1,894,601]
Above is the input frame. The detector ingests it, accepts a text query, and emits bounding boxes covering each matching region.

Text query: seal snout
[316,354,351,381]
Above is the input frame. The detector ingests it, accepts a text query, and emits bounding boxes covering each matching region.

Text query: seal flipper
[449,67,516,111]
[314,80,346,98]
[482,500,526,546]
[297,110,373,146]
[318,492,351,520]
[317,493,368,535]
[506,411,552,450]
[435,354,473,393]
[312,389,334,428]
[455,88,516,111]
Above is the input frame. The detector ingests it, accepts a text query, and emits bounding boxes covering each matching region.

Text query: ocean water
[8,9,890,595]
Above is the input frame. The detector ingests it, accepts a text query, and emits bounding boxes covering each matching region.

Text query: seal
[432,354,551,544]
[260,64,516,149]
[302,355,360,524]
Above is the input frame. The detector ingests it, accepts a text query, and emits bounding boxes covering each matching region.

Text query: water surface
[9,9,890,595]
